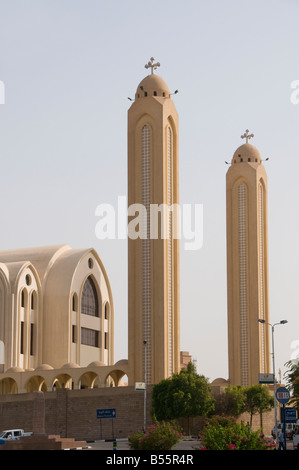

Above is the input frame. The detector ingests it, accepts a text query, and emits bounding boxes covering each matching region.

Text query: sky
[0,0,299,383]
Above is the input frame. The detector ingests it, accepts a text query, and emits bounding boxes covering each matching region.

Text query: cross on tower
[241,129,254,143]
[145,57,160,74]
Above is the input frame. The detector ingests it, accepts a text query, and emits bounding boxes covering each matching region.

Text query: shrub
[128,421,183,450]
[199,415,275,450]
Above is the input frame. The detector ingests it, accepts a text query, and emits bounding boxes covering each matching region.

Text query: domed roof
[136,74,170,99]
[35,364,53,371]
[6,366,24,373]
[114,359,128,366]
[211,377,229,386]
[61,362,80,369]
[232,143,262,164]
[88,361,106,367]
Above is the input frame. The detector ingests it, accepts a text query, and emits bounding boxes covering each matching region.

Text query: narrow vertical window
[141,125,151,383]
[104,302,109,320]
[72,325,76,343]
[20,321,24,355]
[72,293,78,311]
[30,323,34,356]
[167,126,173,375]
[238,183,248,387]
[258,183,266,372]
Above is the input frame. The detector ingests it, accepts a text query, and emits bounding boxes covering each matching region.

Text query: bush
[128,421,183,450]
[199,416,275,450]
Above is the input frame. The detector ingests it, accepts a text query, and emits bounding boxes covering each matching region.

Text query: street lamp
[258,319,288,444]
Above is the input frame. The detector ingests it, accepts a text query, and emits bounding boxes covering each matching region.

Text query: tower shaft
[128,72,180,385]
[226,142,270,386]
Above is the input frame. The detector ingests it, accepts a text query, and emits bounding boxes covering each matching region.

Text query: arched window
[81,277,99,317]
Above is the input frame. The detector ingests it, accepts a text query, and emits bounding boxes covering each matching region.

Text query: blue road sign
[276,387,290,405]
[281,407,297,423]
[97,408,116,419]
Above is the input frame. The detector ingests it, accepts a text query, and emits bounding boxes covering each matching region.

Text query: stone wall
[0,386,153,441]
[0,385,275,441]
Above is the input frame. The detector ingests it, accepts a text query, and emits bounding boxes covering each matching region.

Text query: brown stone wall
[0,386,153,441]
[0,385,275,441]
[0,393,34,433]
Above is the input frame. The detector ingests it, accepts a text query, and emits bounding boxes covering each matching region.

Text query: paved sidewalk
[86,438,201,451]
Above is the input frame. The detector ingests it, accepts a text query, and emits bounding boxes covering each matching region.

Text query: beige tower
[226,130,270,386]
[128,59,180,385]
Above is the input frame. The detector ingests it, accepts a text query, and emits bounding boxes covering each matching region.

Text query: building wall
[0,386,153,441]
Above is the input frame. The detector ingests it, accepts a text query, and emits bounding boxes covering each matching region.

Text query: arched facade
[0,361,129,394]
[0,245,117,395]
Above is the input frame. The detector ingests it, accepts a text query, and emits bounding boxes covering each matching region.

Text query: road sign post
[97,408,116,441]
[276,387,290,450]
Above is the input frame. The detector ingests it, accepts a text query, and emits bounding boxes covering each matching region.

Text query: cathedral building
[127,59,180,385]
[226,131,270,386]
[0,244,120,393]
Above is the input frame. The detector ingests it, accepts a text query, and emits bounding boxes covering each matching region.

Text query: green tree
[152,362,215,434]
[223,385,246,417]
[284,359,299,411]
[244,384,274,428]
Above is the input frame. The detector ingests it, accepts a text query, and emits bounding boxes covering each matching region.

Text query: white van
[293,425,299,450]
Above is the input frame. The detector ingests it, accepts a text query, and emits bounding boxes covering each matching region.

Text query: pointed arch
[81,276,99,317]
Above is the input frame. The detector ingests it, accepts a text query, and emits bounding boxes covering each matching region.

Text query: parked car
[286,423,296,439]
[293,426,299,450]
[0,429,32,444]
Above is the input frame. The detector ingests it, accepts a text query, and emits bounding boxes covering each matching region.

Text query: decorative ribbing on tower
[238,183,249,387]
[167,126,173,376]
[258,183,266,373]
[141,125,152,384]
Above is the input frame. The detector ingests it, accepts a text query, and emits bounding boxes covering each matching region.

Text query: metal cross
[241,129,254,143]
[145,57,160,74]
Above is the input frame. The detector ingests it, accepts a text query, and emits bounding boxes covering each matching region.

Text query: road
[84,437,295,451]
[85,438,201,451]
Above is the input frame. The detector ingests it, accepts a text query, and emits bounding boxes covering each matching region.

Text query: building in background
[226,131,270,386]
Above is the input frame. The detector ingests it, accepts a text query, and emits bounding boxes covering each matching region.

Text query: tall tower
[226,130,270,386]
[128,59,180,385]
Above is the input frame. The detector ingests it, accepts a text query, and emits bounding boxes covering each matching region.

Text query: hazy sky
[0,0,299,383]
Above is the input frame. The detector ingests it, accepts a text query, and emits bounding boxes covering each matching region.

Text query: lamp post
[258,319,288,445]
